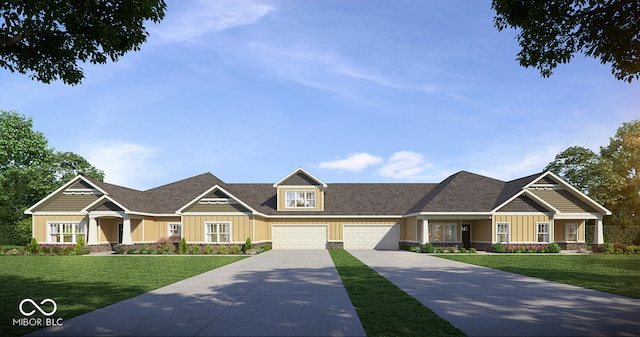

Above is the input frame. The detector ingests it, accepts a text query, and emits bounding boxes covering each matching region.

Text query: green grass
[1,255,247,337]
[439,254,640,298]
[329,249,465,337]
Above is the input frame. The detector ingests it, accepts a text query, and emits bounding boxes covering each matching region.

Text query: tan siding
[99,218,120,243]
[143,217,181,242]
[33,215,87,242]
[131,218,143,242]
[403,217,417,241]
[530,189,597,213]
[182,215,251,243]
[554,219,585,242]
[494,214,550,242]
[276,187,324,211]
[469,219,492,242]
[254,217,269,241]
[38,194,99,212]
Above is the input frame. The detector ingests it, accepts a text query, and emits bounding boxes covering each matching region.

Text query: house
[25,168,610,251]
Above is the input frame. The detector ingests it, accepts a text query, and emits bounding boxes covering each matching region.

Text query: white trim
[81,195,130,214]
[496,222,510,243]
[565,223,579,242]
[273,168,327,188]
[180,212,252,216]
[29,212,87,216]
[25,175,108,214]
[176,185,260,215]
[284,190,317,209]
[167,223,182,238]
[204,221,232,243]
[536,222,551,243]
[427,223,458,243]
[46,221,87,244]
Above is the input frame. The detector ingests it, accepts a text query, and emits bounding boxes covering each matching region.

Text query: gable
[181,188,250,213]
[88,200,124,212]
[32,179,103,213]
[529,188,599,213]
[497,195,550,213]
[280,172,321,186]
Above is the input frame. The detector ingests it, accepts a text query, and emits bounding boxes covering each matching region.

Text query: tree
[544,146,601,196]
[0,0,166,85]
[0,111,104,243]
[492,0,640,82]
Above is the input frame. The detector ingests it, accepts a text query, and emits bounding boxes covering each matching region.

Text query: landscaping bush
[491,242,506,253]
[156,237,176,254]
[458,248,467,253]
[178,238,187,254]
[244,238,253,251]
[546,242,561,253]
[625,245,640,254]
[256,244,272,254]
[421,242,435,253]
[26,237,40,254]
[602,242,615,254]
[435,248,445,253]
[203,245,215,254]
[469,248,477,253]
[230,244,241,254]
[114,245,126,254]
[189,245,201,254]
[448,248,456,253]
[400,245,412,251]
[217,245,228,255]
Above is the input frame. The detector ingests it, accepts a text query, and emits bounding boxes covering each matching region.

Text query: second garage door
[343,224,400,250]
[272,225,327,249]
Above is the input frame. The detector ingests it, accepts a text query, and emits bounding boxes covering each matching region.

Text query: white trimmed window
[285,191,316,208]
[205,222,231,243]
[168,223,182,238]
[537,222,550,243]
[428,223,456,242]
[496,222,509,243]
[566,223,578,242]
[49,222,86,243]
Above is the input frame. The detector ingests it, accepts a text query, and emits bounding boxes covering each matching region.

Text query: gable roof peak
[273,167,327,188]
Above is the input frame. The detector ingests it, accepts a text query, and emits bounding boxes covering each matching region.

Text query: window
[496,222,509,243]
[205,222,230,243]
[566,223,578,242]
[428,223,456,242]
[168,223,182,237]
[285,191,316,208]
[537,222,550,243]
[49,222,86,243]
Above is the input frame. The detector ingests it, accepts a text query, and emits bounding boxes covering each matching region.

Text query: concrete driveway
[349,250,640,337]
[30,250,365,337]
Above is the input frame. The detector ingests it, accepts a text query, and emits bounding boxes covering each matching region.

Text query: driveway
[349,250,640,337]
[30,250,366,337]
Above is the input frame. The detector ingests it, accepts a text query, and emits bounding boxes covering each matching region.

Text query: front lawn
[1,255,247,337]
[439,254,640,298]
[330,249,465,337]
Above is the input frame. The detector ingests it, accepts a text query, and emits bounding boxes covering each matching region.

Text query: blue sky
[1,0,638,190]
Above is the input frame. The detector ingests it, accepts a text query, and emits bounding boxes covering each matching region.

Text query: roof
[27,169,608,217]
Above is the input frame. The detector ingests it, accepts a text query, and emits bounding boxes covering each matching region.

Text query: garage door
[272,225,327,249]
[343,224,400,250]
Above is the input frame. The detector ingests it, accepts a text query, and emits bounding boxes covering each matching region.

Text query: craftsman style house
[25,168,610,251]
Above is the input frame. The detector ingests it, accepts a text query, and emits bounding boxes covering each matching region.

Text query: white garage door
[343,224,400,250]
[272,225,327,249]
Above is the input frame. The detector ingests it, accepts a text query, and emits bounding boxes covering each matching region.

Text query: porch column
[422,219,429,244]
[122,214,132,245]
[593,215,604,245]
[87,215,98,244]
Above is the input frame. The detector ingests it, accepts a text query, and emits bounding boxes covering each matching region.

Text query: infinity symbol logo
[19,299,57,317]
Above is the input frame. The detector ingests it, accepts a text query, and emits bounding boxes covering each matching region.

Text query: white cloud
[152,0,275,43]
[79,141,160,189]
[377,151,432,180]
[318,152,384,171]
[475,146,562,181]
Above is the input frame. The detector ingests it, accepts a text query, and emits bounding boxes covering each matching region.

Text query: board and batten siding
[181,215,252,243]
[142,217,182,242]
[276,187,324,211]
[33,215,87,243]
[469,219,492,242]
[529,189,597,213]
[494,214,551,242]
[554,219,585,242]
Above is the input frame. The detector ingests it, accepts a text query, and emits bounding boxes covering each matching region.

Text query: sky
[1,0,638,190]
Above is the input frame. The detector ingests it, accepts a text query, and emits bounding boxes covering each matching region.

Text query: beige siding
[99,218,120,243]
[183,202,249,213]
[494,214,551,242]
[530,189,598,213]
[38,194,99,212]
[143,217,181,242]
[276,187,324,211]
[469,219,492,242]
[182,215,251,243]
[33,215,87,243]
[403,217,417,241]
[554,219,585,242]
[254,217,269,242]
[131,218,143,242]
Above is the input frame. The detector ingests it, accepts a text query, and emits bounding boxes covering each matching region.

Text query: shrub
[409,246,421,253]
[217,245,228,255]
[448,248,456,253]
[625,245,640,254]
[421,242,435,253]
[546,242,561,253]
[156,237,176,254]
[601,242,615,254]
[75,236,86,254]
[189,245,201,254]
[27,237,40,254]
[244,238,253,251]
[204,245,215,254]
[140,245,152,254]
[230,244,241,254]
[127,249,137,254]
[114,245,126,254]
[256,244,272,254]
[459,248,468,253]
[400,245,412,251]
[435,248,445,253]
[491,242,506,253]
[469,248,477,253]
[179,238,188,254]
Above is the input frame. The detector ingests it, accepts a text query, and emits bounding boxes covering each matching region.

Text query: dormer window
[286,191,316,208]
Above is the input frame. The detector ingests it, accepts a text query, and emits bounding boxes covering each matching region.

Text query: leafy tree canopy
[0,111,104,228]
[0,0,166,85]
[492,0,640,82]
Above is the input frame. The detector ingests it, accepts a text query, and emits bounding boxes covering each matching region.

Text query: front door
[118,223,123,244]
[462,224,471,249]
